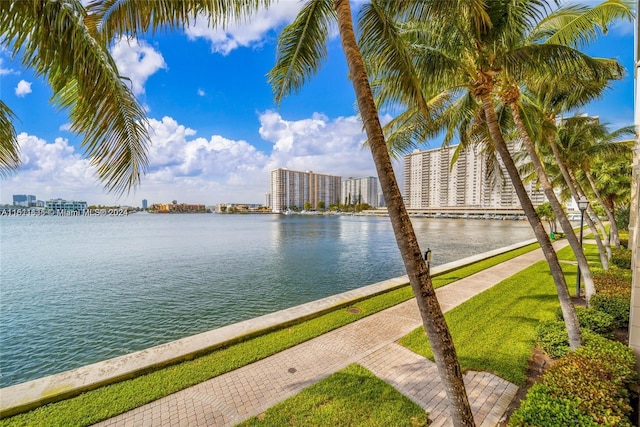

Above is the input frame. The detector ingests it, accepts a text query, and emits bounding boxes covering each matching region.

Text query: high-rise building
[341,176,380,207]
[13,194,36,207]
[269,168,341,212]
[403,144,546,210]
[142,199,148,209]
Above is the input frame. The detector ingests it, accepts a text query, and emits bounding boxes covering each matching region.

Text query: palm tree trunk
[604,196,622,248]
[548,134,609,270]
[568,169,610,270]
[590,204,612,260]
[480,93,582,349]
[333,1,474,425]
[585,170,619,249]
[509,104,596,304]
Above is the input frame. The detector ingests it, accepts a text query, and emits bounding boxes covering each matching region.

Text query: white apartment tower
[342,176,380,207]
[270,168,342,212]
[403,144,545,210]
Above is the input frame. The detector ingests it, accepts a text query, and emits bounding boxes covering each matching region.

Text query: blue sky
[0,2,636,206]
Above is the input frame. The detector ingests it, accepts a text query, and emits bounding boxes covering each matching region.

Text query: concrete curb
[0,238,538,418]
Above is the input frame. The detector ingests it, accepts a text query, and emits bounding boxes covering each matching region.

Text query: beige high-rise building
[403,144,546,210]
[269,168,342,212]
[341,176,380,207]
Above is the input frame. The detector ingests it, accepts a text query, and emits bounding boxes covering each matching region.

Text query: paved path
[96,240,568,427]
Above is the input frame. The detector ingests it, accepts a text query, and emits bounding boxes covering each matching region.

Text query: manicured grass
[401,260,567,386]
[1,242,539,427]
[400,243,601,387]
[237,364,428,427]
[555,242,602,267]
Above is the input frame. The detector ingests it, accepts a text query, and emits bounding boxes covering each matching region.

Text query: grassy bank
[1,243,539,427]
[238,364,428,427]
[401,244,601,387]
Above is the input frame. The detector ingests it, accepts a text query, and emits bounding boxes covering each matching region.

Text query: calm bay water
[0,213,534,387]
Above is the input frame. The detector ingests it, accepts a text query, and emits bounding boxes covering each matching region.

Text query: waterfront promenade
[93,239,569,427]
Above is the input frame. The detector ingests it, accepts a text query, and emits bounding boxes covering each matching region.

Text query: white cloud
[2,112,396,206]
[110,39,166,95]
[197,89,206,96]
[59,123,72,132]
[259,110,378,179]
[15,80,32,97]
[1,133,99,202]
[185,1,304,55]
[0,58,18,76]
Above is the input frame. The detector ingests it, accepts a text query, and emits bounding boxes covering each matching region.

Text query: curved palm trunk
[586,170,620,249]
[509,104,596,304]
[548,134,609,269]
[568,169,610,270]
[333,1,474,425]
[481,93,582,349]
[589,204,612,260]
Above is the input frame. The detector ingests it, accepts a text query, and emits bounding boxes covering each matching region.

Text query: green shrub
[593,269,632,297]
[577,334,638,389]
[536,321,571,358]
[511,334,637,426]
[576,307,615,336]
[619,238,628,249]
[591,294,630,328]
[509,384,598,427]
[615,207,630,232]
[556,307,615,336]
[542,353,632,425]
[611,248,632,269]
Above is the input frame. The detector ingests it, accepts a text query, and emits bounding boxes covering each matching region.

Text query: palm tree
[0,0,271,193]
[517,0,635,271]
[269,1,475,424]
[590,147,634,242]
[360,0,584,348]
[555,117,635,248]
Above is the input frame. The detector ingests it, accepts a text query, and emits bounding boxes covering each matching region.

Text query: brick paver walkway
[96,241,568,427]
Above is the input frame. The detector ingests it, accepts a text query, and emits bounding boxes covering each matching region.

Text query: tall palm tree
[0,0,271,193]
[590,148,634,240]
[556,117,635,247]
[360,0,584,348]
[518,0,635,269]
[269,1,475,424]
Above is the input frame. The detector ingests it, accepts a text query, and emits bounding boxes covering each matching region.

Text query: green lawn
[400,244,600,387]
[237,364,428,427]
[1,242,539,427]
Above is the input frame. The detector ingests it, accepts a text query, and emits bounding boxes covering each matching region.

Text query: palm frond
[0,100,20,177]
[85,0,273,44]
[0,0,150,194]
[359,1,431,118]
[502,43,623,83]
[533,0,635,48]
[267,0,335,105]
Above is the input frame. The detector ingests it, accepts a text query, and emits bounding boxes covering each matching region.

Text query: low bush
[591,294,630,329]
[555,307,615,336]
[619,238,628,249]
[611,247,632,269]
[508,384,598,427]
[536,321,571,358]
[592,268,632,297]
[575,334,638,389]
[591,268,632,329]
[510,335,637,426]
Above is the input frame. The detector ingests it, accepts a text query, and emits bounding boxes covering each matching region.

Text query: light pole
[575,196,590,297]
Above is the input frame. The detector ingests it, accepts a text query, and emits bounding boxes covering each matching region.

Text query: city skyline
[0,3,635,206]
